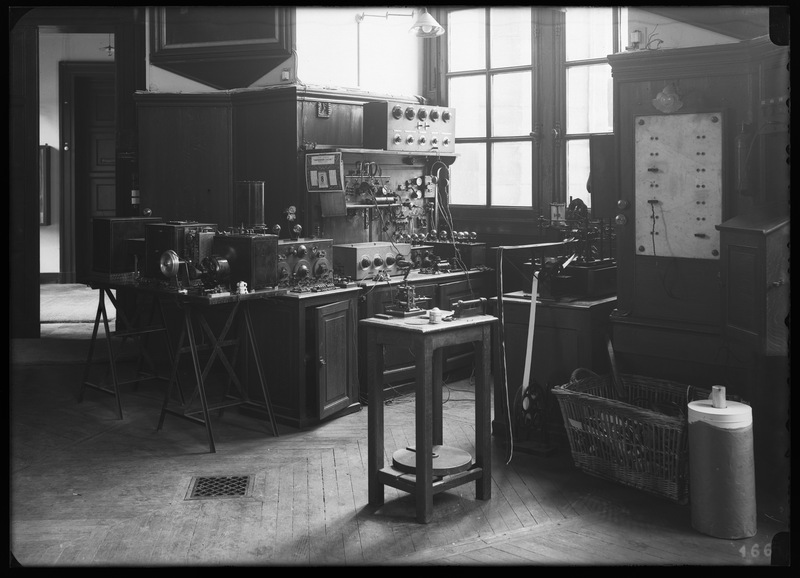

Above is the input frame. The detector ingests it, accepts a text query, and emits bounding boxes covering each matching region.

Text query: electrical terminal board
[634,112,723,260]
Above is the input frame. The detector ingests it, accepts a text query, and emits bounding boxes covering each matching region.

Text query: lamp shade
[410,8,445,38]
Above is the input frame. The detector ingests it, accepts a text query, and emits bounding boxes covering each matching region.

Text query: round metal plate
[392,445,473,476]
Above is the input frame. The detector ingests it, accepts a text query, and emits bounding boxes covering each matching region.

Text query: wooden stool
[362,313,496,523]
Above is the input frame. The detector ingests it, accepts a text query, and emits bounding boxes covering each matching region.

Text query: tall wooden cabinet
[606,36,789,390]
[607,37,789,518]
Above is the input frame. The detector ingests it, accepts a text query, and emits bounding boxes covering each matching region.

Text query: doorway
[59,62,116,284]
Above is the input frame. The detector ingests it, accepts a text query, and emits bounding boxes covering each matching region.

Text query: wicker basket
[552,368,711,504]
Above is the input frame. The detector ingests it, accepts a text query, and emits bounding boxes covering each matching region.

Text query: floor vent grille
[186,475,254,500]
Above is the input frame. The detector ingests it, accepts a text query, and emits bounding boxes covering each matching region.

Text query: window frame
[426,6,624,234]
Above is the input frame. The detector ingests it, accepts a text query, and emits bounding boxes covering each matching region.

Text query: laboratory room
[10,5,790,567]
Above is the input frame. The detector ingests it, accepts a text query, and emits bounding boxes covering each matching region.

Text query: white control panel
[634,112,723,260]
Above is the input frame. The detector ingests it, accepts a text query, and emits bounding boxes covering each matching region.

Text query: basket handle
[570,367,598,383]
[606,335,627,401]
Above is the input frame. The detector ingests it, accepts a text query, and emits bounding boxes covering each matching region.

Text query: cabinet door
[315,299,358,419]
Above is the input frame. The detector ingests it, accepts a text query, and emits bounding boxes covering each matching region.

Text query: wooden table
[361,312,496,523]
[156,288,284,453]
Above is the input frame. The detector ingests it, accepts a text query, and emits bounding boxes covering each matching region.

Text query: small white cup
[429,308,442,324]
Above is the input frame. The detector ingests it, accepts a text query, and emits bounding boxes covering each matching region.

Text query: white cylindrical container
[688,399,756,539]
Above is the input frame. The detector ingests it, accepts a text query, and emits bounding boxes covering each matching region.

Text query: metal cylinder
[688,399,756,539]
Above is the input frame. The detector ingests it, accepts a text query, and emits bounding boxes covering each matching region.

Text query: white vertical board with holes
[634,112,723,260]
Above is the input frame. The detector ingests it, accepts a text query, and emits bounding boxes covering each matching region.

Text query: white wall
[39,33,113,274]
[146,7,423,97]
[627,8,741,50]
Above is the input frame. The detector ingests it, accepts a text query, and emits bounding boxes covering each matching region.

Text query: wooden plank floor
[10,332,790,567]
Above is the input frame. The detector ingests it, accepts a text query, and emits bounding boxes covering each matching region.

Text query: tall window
[443,7,625,216]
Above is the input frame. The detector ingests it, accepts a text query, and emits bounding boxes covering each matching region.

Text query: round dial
[385,254,396,266]
[277,262,291,280]
[417,108,427,120]
[418,136,426,145]
[406,136,415,145]
[441,110,451,122]
[429,109,440,121]
[294,263,310,279]
[391,105,403,119]
[393,135,402,144]
[404,107,416,120]
[360,256,371,269]
[373,255,384,268]
[314,258,330,276]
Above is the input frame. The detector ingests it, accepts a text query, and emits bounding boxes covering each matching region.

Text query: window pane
[566,139,591,209]
[451,143,486,206]
[565,7,613,62]
[448,8,486,72]
[491,71,531,137]
[491,142,532,207]
[566,63,612,134]
[449,76,486,138]
[490,7,531,68]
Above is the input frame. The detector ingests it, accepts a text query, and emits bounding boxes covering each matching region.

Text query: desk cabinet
[490,294,617,449]
[248,287,361,429]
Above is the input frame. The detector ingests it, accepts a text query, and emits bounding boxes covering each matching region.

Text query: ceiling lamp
[410,8,445,38]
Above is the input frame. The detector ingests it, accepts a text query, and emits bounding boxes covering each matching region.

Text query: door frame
[59,62,115,283]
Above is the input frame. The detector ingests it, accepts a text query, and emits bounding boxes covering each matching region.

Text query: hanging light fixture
[409,8,445,38]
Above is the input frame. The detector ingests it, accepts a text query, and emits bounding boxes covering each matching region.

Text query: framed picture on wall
[149,6,294,89]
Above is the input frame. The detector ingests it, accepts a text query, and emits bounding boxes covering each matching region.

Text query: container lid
[688,400,752,428]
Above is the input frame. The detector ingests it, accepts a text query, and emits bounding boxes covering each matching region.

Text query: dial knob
[361,256,371,269]
[418,136,426,145]
[278,263,290,280]
[405,107,416,120]
[385,254,396,266]
[314,260,329,276]
[417,108,428,120]
[406,135,416,145]
[429,109,440,121]
[442,138,450,146]
[391,105,403,119]
[441,110,451,122]
[431,137,439,146]
[373,255,384,267]
[393,134,402,144]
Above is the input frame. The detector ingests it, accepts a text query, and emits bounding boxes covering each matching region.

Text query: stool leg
[100,292,123,419]
[79,290,105,403]
[475,327,492,500]
[415,339,434,524]
[243,303,279,437]
[432,348,444,447]
[184,307,216,453]
[367,334,385,508]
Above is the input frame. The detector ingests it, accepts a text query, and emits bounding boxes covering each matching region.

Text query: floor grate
[185,475,254,500]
